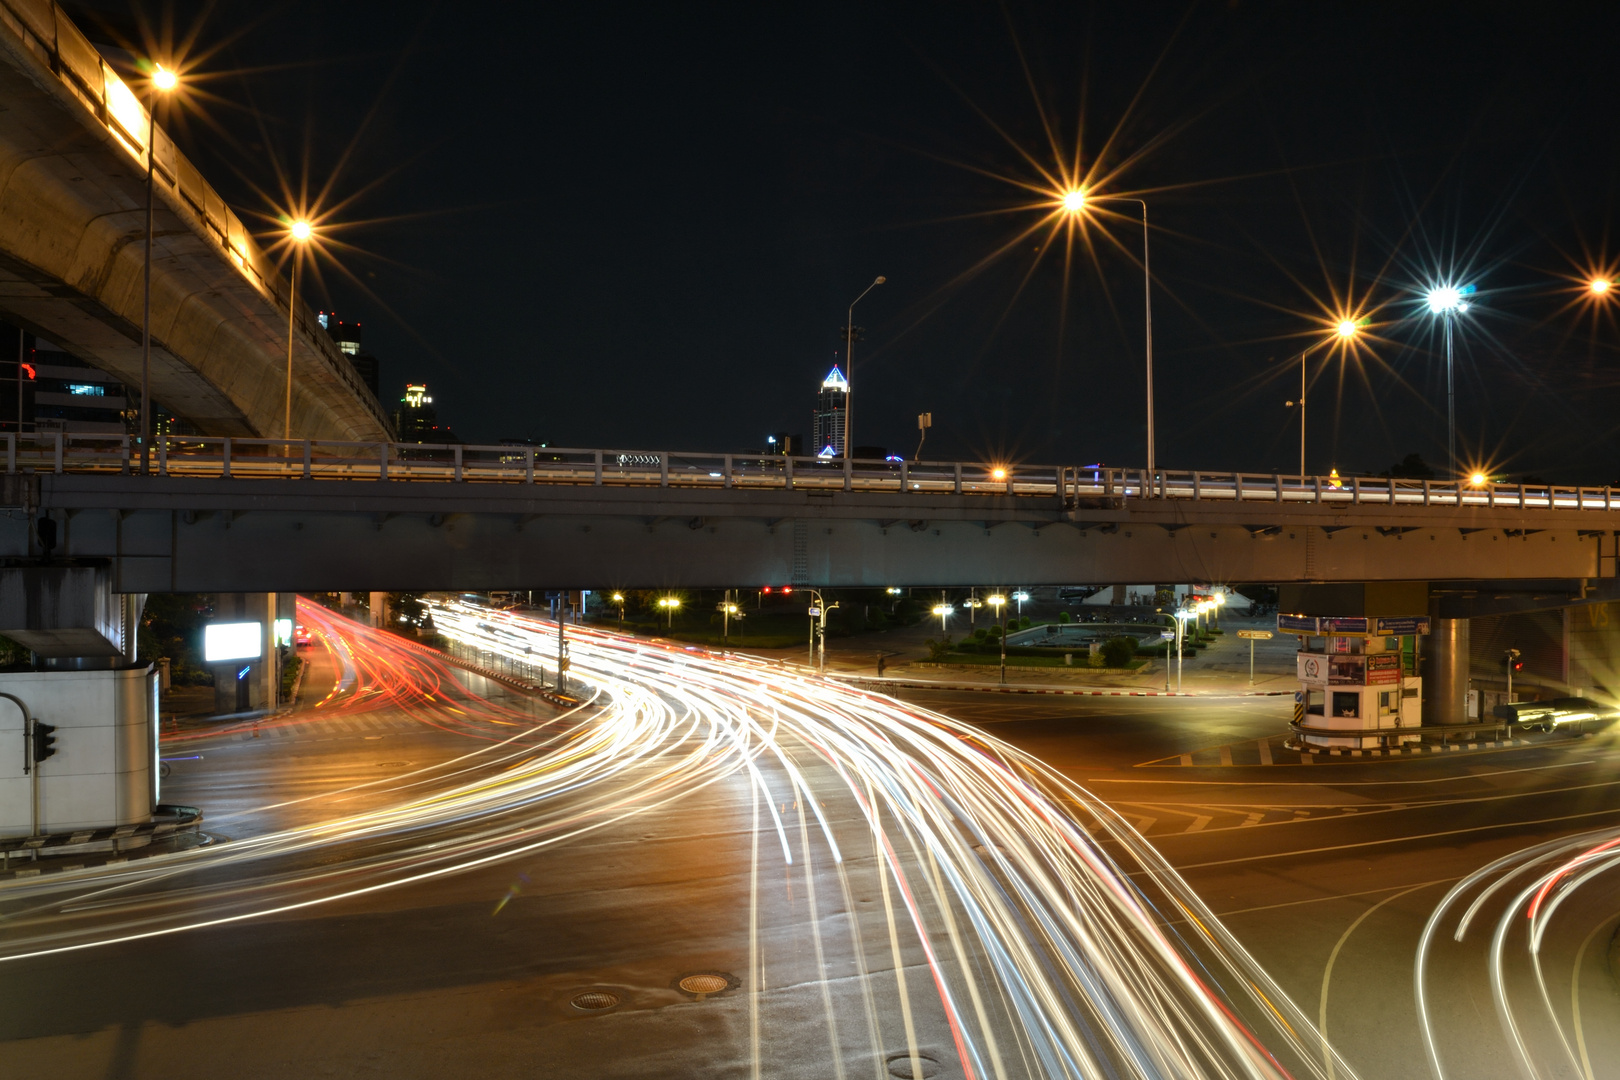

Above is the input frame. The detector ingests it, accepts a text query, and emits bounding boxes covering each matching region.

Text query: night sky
[82,1,1620,480]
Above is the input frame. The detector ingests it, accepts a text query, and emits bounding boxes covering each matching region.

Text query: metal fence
[8,433,1619,512]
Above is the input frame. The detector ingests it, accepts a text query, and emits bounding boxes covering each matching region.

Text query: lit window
[66,384,105,396]
[339,343,358,355]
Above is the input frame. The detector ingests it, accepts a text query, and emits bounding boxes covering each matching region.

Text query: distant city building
[319,312,381,399]
[0,323,129,435]
[766,432,801,455]
[393,382,458,443]
[812,365,847,457]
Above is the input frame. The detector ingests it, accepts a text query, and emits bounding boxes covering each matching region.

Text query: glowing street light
[843,275,886,458]
[1290,317,1363,477]
[657,595,681,629]
[1012,590,1031,616]
[611,592,625,622]
[988,594,1008,684]
[284,219,314,448]
[1061,187,1157,473]
[1590,278,1613,297]
[932,603,954,634]
[1470,471,1488,487]
[140,62,180,474]
[1424,282,1475,476]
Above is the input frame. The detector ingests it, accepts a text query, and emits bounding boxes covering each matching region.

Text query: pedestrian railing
[7,433,1619,514]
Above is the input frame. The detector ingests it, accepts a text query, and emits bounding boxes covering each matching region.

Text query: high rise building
[812,364,847,457]
[319,312,381,399]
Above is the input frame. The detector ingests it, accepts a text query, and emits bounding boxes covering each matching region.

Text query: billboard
[204,622,262,663]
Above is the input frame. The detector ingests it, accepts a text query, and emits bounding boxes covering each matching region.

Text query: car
[294,625,312,646]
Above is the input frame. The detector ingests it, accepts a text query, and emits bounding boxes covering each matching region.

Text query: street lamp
[657,595,680,629]
[285,219,314,449]
[1590,278,1612,296]
[1061,189,1156,473]
[1425,282,1474,477]
[931,602,954,635]
[1173,607,1197,692]
[611,592,625,622]
[1013,590,1030,617]
[718,592,741,645]
[843,275,886,458]
[988,593,1008,684]
[140,63,179,474]
[1288,319,1361,477]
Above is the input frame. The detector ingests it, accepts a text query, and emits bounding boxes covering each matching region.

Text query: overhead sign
[1277,614,1431,637]
[1372,616,1431,636]
[1237,630,1273,640]
[1278,614,1318,634]
[204,622,262,663]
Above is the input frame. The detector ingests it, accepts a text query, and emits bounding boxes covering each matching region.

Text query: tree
[1381,453,1435,480]
[1101,636,1136,668]
[925,636,953,662]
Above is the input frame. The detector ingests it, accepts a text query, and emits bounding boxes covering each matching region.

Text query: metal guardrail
[0,0,390,434]
[7,432,1620,512]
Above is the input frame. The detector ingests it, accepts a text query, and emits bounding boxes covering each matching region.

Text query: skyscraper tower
[812,364,847,457]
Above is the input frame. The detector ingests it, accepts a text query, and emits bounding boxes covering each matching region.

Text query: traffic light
[31,720,57,764]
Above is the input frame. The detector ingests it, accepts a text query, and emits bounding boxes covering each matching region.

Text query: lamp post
[140,64,179,474]
[611,592,625,623]
[1013,590,1030,618]
[843,275,885,459]
[1062,191,1155,473]
[658,595,680,630]
[285,220,313,450]
[719,591,740,646]
[1288,319,1360,477]
[1425,284,1473,477]
[988,593,1007,684]
[932,601,954,637]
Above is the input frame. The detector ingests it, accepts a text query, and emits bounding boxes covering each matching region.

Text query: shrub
[986,625,1002,640]
[1101,636,1136,668]
[925,636,954,662]
[1057,611,1072,624]
[972,627,988,641]
[1018,616,1032,629]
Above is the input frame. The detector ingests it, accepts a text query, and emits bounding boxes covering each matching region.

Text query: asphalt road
[2,619,1616,1079]
[898,688,1620,1080]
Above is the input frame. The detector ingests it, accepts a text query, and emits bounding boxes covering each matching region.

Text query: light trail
[0,601,1356,1078]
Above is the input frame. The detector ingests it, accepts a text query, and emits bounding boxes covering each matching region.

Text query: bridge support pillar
[1424,610,1470,726]
[370,592,389,628]
[0,562,157,838]
[210,593,278,716]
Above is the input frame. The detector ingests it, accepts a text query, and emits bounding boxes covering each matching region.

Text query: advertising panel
[1297,653,1328,685]
[1372,616,1431,636]
[1278,614,1319,634]
[1324,616,1369,635]
[204,622,262,663]
[1365,653,1402,684]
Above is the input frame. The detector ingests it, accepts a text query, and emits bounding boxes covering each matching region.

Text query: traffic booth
[1282,614,1429,749]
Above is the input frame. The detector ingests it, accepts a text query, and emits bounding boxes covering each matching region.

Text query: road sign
[1159,629,1176,640]
[807,607,821,617]
[1237,630,1273,640]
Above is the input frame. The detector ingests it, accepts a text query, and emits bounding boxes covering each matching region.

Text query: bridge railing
[4,434,1616,513]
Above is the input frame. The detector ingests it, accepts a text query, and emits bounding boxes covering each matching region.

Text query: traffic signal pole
[1,691,38,837]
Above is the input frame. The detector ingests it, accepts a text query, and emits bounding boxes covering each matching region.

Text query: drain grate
[570,990,620,1011]
[673,970,738,998]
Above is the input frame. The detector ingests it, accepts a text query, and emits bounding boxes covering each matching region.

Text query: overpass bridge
[1,435,1615,592]
[0,0,390,440]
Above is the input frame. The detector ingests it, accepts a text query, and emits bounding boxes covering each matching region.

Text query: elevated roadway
[0,437,1615,591]
[0,0,390,440]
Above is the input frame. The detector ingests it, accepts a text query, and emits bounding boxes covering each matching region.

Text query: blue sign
[1372,616,1431,636]
[1277,614,1318,633]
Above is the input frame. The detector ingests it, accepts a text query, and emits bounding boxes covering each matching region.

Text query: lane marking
[1259,739,1273,766]
[1089,757,1598,786]
[1318,882,1440,1080]
[1169,806,1620,870]
[1184,815,1213,834]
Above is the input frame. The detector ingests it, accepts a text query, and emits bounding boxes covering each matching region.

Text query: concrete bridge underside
[0,5,389,440]
[3,474,1616,592]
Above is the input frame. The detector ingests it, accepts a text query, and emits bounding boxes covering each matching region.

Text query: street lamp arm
[844,275,885,459]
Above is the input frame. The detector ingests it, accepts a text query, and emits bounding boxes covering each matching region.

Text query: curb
[831,676,1292,699]
[1,804,204,876]
[1285,737,1543,758]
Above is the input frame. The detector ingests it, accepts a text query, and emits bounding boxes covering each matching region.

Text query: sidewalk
[720,611,1299,698]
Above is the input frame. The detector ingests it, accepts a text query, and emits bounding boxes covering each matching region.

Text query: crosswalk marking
[1258,739,1272,766]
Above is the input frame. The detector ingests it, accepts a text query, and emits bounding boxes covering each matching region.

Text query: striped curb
[831,676,1292,699]
[1,804,203,876]
[1287,738,1538,758]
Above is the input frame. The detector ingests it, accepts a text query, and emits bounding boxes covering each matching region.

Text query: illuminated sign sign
[274,618,293,647]
[204,622,262,663]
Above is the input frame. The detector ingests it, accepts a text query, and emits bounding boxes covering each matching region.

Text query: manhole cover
[678,974,729,995]
[570,991,620,1011]
[886,1052,941,1079]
